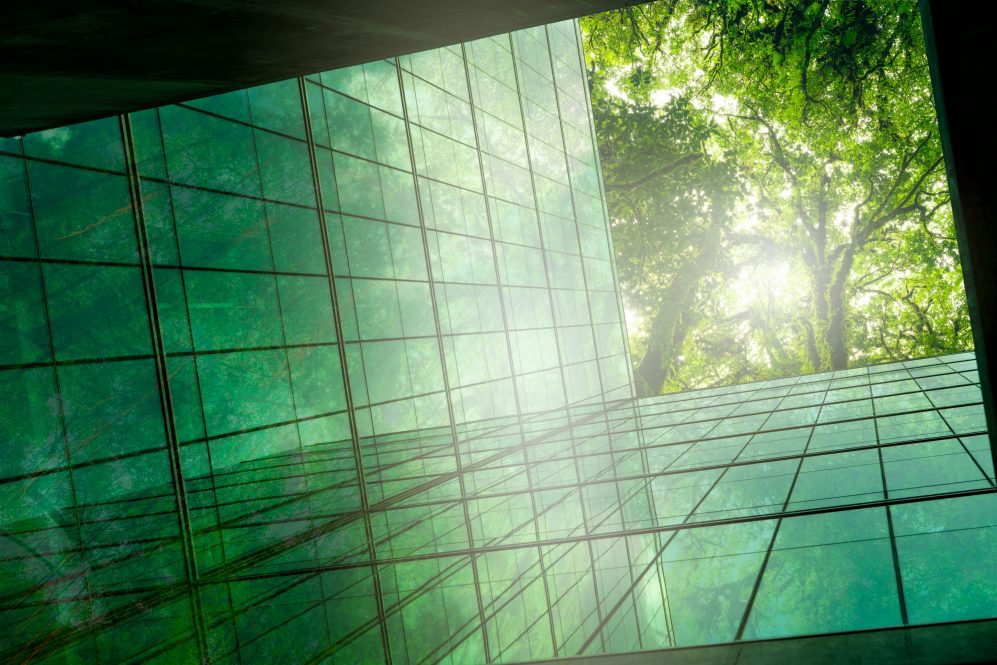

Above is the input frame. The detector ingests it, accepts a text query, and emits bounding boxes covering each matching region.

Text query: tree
[593,89,739,395]
[583,0,971,392]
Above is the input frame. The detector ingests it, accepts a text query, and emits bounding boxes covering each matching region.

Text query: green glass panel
[140,180,180,265]
[941,404,987,434]
[809,418,876,451]
[60,359,165,462]
[882,438,990,498]
[893,495,997,623]
[29,162,137,262]
[365,60,404,115]
[276,274,336,345]
[0,155,35,257]
[343,217,392,278]
[371,108,410,169]
[0,261,49,364]
[326,91,376,159]
[744,508,902,639]
[315,147,341,211]
[255,130,316,206]
[691,459,796,522]
[44,263,150,361]
[387,223,427,280]
[267,203,326,274]
[737,427,811,461]
[248,79,306,139]
[23,116,125,171]
[185,89,251,122]
[334,154,385,218]
[0,367,63,477]
[352,279,403,340]
[321,65,368,101]
[196,349,294,436]
[877,409,952,443]
[165,355,206,442]
[787,449,883,510]
[287,345,347,418]
[381,558,483,664]
[161,105,261,197]
[130,108,168,179]
[171,186,271,270]
[478,548,555,661]
[662,520,775,646]
[361,340,413,404]
[184,270,282,351]
[153,267,193,353]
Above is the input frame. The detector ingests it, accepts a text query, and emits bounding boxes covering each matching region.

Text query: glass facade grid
[0,18,995,665]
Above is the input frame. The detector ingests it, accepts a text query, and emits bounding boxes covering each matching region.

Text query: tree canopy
[582,0,971,396]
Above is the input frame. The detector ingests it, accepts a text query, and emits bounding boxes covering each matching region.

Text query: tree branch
[604,153,703,191]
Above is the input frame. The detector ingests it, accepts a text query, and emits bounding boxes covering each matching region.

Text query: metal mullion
[207,485,997,581]
[208,403,615,575]
[434,473,642,664]
[147,262,329,279]
[936,396,996,486]
[176,339,342,356]
[297,76,393,664]
[245,82,322,557]
[19,151,103,664]
[872,389,911,625]
[0,353,159,372]
[507,28,608,654]
[733,374,831,640]
[570,19,638,395]
[119,113,208,662]
[460,37,561,656]
[1,150,127,176]
[0,253,140,269]
[244,91,338,654]
[541,24,611,403]
[445,449,669,662]
[574,427,758,654]
[157,95,249,665]
[0,404,612,660]
[174,101,309,144]
[140,174,320,211]
[0,443,188,487]
[394,57,493,663]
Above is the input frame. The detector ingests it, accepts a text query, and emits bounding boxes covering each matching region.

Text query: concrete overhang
[0,0,634,137]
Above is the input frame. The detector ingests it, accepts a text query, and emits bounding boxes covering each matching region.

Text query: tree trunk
[635,317,670,397]
[826,246,855,370]
[634,249,716,396]
[635,284,699,396]
[800,318,822,370]
[810,264,832,371]
[633,223,729,396]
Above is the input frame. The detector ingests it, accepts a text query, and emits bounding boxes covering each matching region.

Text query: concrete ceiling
[1,0,634,137]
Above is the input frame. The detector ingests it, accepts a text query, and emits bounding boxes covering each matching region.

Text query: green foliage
[583,0,971,395]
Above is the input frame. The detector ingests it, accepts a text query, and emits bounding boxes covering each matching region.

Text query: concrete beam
[0,0,633,136]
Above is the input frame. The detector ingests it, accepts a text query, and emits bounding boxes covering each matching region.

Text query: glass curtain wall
[0,19,634,664]
[1,17,995,665]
